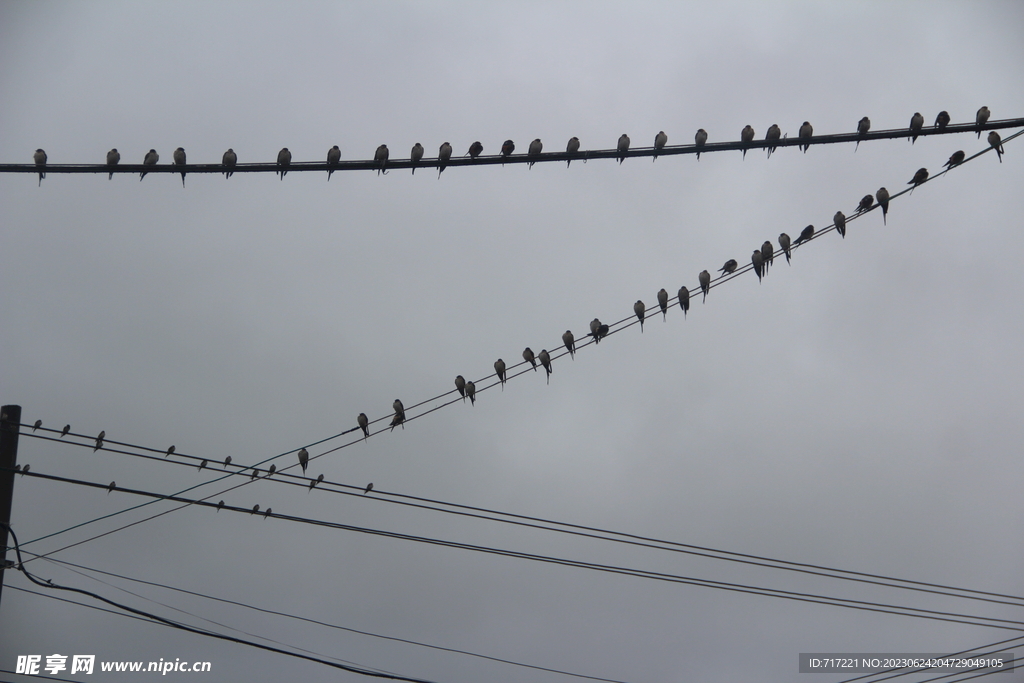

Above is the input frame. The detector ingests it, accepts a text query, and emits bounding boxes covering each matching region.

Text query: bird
[562,330,575,358]
[856,117,870,151]
[251,505,260,515]
[264,508,272,519]
[222,149,236,178]
[106,148,120,179]
[467,141,483,159]
[364,482,373,495]
[277,148,291,179]
[653,131,668,161]
[908,167,928,193]
[976,106,990,138]
[793,225,814,246]
[267,463,276,476]
[779,233,792,264]
[856,194,874,214]
[565,137,580,166]
[438,142,452,178]
[740,125,754,159]
[20,464,29,475]
[61,424,70,437]
[799,121,813,152]
[523,347,537,370]
[695,129,708,160]
[217,500,225,511]
[539,349,552,384]
[251,469,259,480]
[501,139,515,164]
[527,138,543,168]
[357,412,369,439]
[298,448,308,474]
[327,145,341,180]
[617,134,630,163]
[140,149,158,180]
[199,459,208,471]
[32,419,41,431]
[876,187,890,224]
[494,359,506,388]
[107,481,115,494]
[466,381,476,405]
[678,286,690,316]
[761,240,774,272]
[719,259,738,275]
[374,144,389,175]
[909,112,924,144]
[934,110,950,131]
[391,399,405,431]
[657,288,669,321]
[309,474,324,491]
[634,300,646,331]
[172,147,186,186]
[988,131,1004,163]
[33,149,47,186]
[94,430,105,451]
[589,318,608,343]
[409,143,423,175]
[834,211,847,238]
[752,250,763,282]
[224,456,232,467]
[455,375,466,400]
[699,270,711,302]
[943,150,965,169]
[765,124,781,158]
[165,445,175,457]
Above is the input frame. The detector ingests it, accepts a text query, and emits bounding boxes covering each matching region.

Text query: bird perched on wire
[562,330,575,358]
[523,347,537,370]
[694,129,707,160]
[657,288,669,320]
[740,125,754,159]
[108,481,116,494]
[438,142,452,178]
[856,117,870,151]
[33,149,47,186]
[634,300,646,332]
[678,285,690,316]
[834,211,847,239]
[699,270,711,302]
[374,144,389,175]
[527,139,543,168]
[494,359,506,388]
[617,134,630,163]
[761,240,774,272]
[251,505,260,515]
[765,124,780,159]
[165,445,175,457]
[909,112,924,144]
[172,147,187,186]
[467,141,483,160]
[357,413,369,439]
[589,318,609,343]
[364,483,374,495]
[391,399,405,429]
[943,150,965,169]
[934,111,950,131]
[94,430,105,451]
[267,463,275,476]
[752,250,764,282]
[876,187,890,224]
[539,350,552,384]
[455,375,466,400]
[217,500,225,511]
[32,419,41,431]
[61,424,70,437]
[719,259,738,275]
[140,149,158,181]
[409,143,423,175]
[778,233,792,264]
[908,168,928,193]
[798,121,813,152]
[565,137,580,166]
[298,448,308,474]
[501,139,515,164]
[222,149,236,178]
[653,131,667,161]
[856,194,874,214]
[976,106,990,138]
[988,131,1004,163]
[327,145,341,180]
[466,381,476,405]
[309,474,324,490]
[276,148,291,179]
[793,225,814,246]
[106,148,120,179]
[224,456,232,467]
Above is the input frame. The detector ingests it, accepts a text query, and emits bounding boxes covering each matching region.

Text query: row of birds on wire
[25,106,1000,186]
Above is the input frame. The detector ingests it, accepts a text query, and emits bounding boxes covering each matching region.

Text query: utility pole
[0,404,22,609]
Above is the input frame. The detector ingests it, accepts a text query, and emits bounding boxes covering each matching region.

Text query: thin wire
[835,636,1024,683]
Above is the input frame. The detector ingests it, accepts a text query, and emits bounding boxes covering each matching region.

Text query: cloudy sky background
[2,1,1023,681]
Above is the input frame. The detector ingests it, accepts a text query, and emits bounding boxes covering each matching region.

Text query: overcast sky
[2,2,1024,682]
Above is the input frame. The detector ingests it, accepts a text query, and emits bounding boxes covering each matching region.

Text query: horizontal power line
[2,118,1021,176]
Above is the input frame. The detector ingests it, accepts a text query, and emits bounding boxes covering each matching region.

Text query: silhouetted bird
[327,145,341,180]
[834,211,847,238]
[876,187,890,224]
[455,375,466,400]
[222,149,236,178]
[277,148,291,179]
[539,349,552,384]
[34,149,47,186]
[943,150,965,169]
[357,413,369,439]
[856,117,870,151]
[617,134,630,163]
[988,131,1004,163]
[909,112,924,144]
[695,129,708,160]
[856,194,874,214]
[934,111,950,131]
[740,125,754,159]
[657,288,668,320]
[565,137,580,167]
[527,139,543,168]
[106,148,120,179]
[678,286,690,316]
[699,270,711,302]
[799,121,813,152]
[409,143,423,175]
[976,106,990,138]
[765,124,780,158]
[468,141,483,159]
[653,131,667,161]
[908,168,928,193]
[438,142,452,178]
[779,233,792,263]
[634,300,646,332]
[752,250,763,282]
[173,147,186,186]
[494,359,506,387]
[374,144,389,175]
[466,381,476,405]
[718,259,738,274]
[523,347,537,370]
[298,448,308,474]
[562,330,575,358]
[141,149,158,180]
[793,225,814,246]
